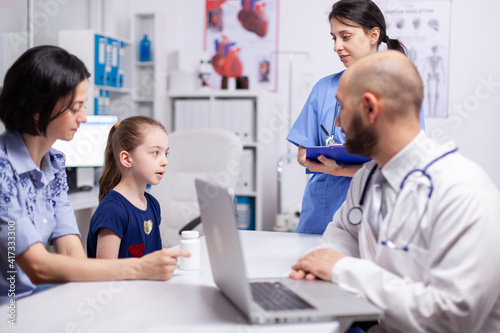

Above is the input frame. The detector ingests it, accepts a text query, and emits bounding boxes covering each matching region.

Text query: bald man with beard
[290,51,500,332]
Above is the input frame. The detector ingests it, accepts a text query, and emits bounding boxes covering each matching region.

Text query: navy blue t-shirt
[87,190,162,258]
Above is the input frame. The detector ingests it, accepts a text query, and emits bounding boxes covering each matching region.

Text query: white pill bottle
[179,230,200,270]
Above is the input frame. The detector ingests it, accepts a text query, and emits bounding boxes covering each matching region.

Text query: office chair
[149,128,243,248]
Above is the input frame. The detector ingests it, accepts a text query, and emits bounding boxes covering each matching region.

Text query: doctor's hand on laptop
[290,248,347,281]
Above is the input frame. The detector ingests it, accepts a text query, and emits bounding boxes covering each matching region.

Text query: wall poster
[377,0,451,118]
[204,0,279,91]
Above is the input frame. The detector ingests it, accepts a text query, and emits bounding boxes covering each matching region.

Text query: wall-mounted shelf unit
[59,30,132,117]
[130,12,166,119]
[166,90,274,231]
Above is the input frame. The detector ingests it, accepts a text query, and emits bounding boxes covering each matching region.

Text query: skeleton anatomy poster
[377,0,451,118]
[204,0,279,91]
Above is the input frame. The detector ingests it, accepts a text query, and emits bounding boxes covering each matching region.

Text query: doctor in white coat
[290,50,500,332]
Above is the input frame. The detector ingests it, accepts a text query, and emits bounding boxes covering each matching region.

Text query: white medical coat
[319,132,500,332]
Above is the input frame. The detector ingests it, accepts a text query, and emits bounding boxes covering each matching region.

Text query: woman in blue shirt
[287,0,425,234]
[0,45,188,303]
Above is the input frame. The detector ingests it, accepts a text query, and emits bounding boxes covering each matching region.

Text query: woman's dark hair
[0,45,90,135]
[98,116,167,202]
[329,0,407,55]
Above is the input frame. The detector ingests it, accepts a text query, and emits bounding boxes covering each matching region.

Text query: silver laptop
[195,178,382,325]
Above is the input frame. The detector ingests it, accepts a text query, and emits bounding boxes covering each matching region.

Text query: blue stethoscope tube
[347,147,459,251]
[321,101,341,146]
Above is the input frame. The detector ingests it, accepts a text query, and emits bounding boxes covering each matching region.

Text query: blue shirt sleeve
[87,196,128,258]
[48,151,80,244]
[287,73,344,148]
[89,199,127,239]
[0,132,80,300]
[0,158,43,256]
[286,80,322,148]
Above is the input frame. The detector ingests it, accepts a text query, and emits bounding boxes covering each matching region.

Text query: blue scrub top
[287,72,350,234]
[287,71,425,234]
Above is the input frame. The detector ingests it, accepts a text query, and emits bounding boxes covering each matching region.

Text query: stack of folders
[94,89,110,115]
[94,34,126,114]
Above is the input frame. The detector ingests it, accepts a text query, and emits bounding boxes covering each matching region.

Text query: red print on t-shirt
[128,243,145,258]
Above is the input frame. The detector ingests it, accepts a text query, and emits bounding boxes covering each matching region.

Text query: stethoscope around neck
[347,147,459,251]
[321,101,341,146]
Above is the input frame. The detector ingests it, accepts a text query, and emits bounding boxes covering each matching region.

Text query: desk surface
[3,231,358,333]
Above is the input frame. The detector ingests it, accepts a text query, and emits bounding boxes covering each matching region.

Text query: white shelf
[135,61,155,66]
[95,85,131,93]
[133,97,154,102]
[235,191,257,197]
[168,90,263,98]
[59,30,133,117]
[166,91,274,231]
[131,12,166,120]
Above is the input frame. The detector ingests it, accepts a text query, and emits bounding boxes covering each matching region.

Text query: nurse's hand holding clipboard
[299,145,362,177]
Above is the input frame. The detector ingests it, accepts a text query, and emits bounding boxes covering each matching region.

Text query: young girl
[0,46,188,303]
[87,116,169,259]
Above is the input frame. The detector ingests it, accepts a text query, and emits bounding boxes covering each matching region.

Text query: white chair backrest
[149,128,243,248]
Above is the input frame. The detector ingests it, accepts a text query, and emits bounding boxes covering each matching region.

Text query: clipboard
[305,144,371,174]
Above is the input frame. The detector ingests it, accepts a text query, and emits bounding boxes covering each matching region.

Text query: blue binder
[106,38,119,87]
[104,90,110,114]
[305,144,371,174]
[94,34,106,86]
[94,89,101,115]
[118,41,126,87]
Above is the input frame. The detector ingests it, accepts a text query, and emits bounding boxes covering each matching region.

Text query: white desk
[3,231,358,333]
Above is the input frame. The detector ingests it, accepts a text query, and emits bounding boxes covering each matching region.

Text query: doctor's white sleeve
[328,167,500,332]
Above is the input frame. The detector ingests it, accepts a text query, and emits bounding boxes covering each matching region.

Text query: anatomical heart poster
[204,0,279,91]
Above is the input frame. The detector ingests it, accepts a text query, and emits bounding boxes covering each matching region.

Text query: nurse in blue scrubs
[287,0,425,234]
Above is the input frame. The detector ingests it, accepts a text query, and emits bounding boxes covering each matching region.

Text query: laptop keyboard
[250,281,316,311]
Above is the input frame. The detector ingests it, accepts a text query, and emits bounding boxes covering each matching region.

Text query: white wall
[32,0,89,46]
[426,0,500,187]
[105,0,500,229]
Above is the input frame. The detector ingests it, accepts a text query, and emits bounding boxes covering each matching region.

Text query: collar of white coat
[380,131,457,193]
